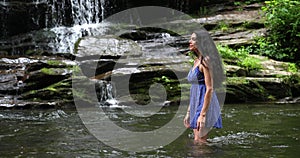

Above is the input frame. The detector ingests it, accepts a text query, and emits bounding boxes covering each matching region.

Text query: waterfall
[47,0,108,53]
[95,80,118,106]
[46,0,106,27]
[1,0,202,55]
[71,0,104,25]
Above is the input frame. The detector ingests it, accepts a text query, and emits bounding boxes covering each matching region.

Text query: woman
[183,31,223,142]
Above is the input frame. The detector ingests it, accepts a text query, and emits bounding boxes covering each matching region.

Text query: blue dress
[187,66,222,129]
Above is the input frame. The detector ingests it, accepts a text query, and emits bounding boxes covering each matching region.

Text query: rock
[75,35,143,58]
[0,55,76,109]
[276,97,300,104]
[213,28,266,47]
[21,78,72,101]
[0,74,18,94]
[225,65,247,77]
[74,34,192,106]
[2,1,300,108]
[225,77,295,103]
[119,30,148,41]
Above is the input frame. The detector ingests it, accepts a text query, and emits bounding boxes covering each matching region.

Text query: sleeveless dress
[187,66,222,130]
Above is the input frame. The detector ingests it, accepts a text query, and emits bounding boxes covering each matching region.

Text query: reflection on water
[0,104,299,157]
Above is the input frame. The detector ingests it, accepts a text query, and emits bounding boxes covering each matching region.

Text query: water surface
[0,104,299,157]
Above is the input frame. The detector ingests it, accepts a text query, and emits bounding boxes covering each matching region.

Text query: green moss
[28,90,37,95]
[47,60,65,66]
[268,95,276,101]
[73,38,82,54]
[41,68,56,75]
[251,80,265,94]
[44,87,58,92]
[71,65,83,76]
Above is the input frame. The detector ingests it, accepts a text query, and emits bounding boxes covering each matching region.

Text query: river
[0,103,299,157]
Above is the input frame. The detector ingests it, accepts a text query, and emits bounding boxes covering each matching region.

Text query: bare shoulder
[199,63,207,73]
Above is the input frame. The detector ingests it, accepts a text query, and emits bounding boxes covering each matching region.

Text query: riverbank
[0,3,299,109]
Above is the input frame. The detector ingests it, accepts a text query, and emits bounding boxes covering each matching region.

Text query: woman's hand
[197,115,206,131]
[183,113,190,128]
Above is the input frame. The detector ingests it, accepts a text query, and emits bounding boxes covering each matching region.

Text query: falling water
[71,0,103,25]
[95,80,118,106]
[48,0,109,53]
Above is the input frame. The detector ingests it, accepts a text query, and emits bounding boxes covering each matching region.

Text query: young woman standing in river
[183,31,223,143]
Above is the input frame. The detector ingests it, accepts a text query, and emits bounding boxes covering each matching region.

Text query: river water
[0,103,299,157]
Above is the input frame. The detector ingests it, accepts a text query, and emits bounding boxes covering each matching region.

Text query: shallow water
[0,104,299,157]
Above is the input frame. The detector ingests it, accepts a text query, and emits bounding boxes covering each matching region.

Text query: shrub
[217,45,262,70]
[261,0,300,62]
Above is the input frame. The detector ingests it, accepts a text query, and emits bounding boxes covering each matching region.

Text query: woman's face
[189,33,197,52]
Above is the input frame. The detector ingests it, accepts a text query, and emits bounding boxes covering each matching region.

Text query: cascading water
[95,80,118,106]
[49,0,109,53]
[71,0,104,25]
[0,0,109,54]
[0,0,200,54]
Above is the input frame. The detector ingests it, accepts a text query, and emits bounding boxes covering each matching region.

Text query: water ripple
[208,131,269,145]
[0,109,69,121]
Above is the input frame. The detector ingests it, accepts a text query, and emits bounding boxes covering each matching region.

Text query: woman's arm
[200,63,213,117]
[197,58,213,130]
[183,105,190,128]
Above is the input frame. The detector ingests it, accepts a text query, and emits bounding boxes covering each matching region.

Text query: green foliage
[198,6,210,17]
[47,60,65,66]
[186,51,197,65]
[217,45,249,60]
[238,56,263,70]
[261,0,300,61]
[161,76,171,83]
[216,21,230,32]
[73,38,82,54]
[217,45,262,70]
[287,63,298,73]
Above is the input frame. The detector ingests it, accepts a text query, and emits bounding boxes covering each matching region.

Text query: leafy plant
[287,63,298,73]
[186,51,197,65]
[217,45,248,59]
[217,45,262,70]
[216,21,231,32]
[261,0,300,62]
[238,56,262,70]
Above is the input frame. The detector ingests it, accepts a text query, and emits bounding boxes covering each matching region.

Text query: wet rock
[119,30,148,41]
[225,77,295,103]
[0,55,76,108]
[276,97,300,104]
[74,34,191,106]
[22,67,72,92]
[21,78,72,101]
[75,35,143,58]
